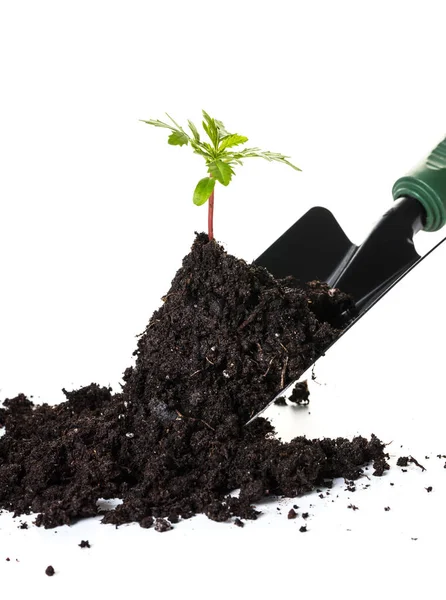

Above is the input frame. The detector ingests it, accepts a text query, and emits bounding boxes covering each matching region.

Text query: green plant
[141,110,301,241]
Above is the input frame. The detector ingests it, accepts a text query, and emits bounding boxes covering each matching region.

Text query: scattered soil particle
[293,504,298,509]
[140,516,154,529]
[45,566,55,576]
[6,557,10,561]
[154,518,172,533]
[234,518,244,527]
[347,504,359,511]
[287,508,297,519]
[397,456,409,467]
[426,486,433,493]
[0,235,388,529]
[302,512,309,519]
[79,540,91,548]
[274,396,287,406]
[19,522,28,529]
[299,525,307,532]
[384,507,391,511]
[345,484,356,492]
[408,456,426,471]
[288,381,310,405]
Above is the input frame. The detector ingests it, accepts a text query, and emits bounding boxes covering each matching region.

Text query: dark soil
[45,566,55,576]
[140,516,154,529]
[154,518,172,533]
[289,381,310,404]
[0,234,388,529]
[79,540,90,548]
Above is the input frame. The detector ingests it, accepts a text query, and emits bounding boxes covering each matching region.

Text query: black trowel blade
[255,207,357,285]
[255,199,423,315]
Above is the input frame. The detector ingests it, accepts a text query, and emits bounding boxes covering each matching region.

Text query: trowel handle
[392,136,446,232]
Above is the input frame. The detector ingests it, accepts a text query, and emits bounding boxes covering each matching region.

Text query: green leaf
[193,177,216,206]
[165,113,183,130]
[214,118,230,138]
[191,143,213,160]
[140,119,175,130]
[188,120,200,142]
[228,147,301,171]
[208,160,233,186]
[168,130,189,146]
[202,110,219,148]
[218,134,248,152]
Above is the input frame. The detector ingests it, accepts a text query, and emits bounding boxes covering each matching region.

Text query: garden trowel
[247,136,446,424]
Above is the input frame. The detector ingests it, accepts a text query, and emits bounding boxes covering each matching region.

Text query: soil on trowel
[0,234,388,528]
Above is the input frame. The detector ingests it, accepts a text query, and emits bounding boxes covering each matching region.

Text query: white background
[1,1,446,598]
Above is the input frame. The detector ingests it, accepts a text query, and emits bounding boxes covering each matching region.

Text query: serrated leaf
[214,118,230,138]
[202,110,219,148]
[188,120,200,142]
[208,160,233,186]
[218,134,248,152]
[168,130,189,146]
[228,147,301,171]
[140,119,175,130]
[193,177,216,206]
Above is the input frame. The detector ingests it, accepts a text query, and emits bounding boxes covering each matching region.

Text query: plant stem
[208,178,214,241]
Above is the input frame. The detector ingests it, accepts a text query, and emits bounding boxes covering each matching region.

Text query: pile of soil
[0,234,388,528]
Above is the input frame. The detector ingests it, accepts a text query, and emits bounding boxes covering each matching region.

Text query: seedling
[141,110,301,240]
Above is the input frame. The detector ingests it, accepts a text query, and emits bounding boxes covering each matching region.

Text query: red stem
[208,181,214,242]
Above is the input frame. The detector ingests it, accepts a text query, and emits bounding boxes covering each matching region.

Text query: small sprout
[141,110,301,241]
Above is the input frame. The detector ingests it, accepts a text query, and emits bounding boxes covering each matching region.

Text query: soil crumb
[45,566,55,576]
[288,381,310,404]
[154,518,172,533]
[0,235,388,528]
[79,540,91,548]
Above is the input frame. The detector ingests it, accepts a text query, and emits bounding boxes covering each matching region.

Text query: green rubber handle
[392,137,446,232]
